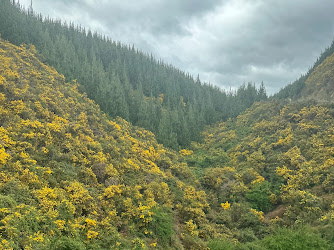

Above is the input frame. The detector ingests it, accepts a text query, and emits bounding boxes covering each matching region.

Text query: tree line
[0,0,267,148]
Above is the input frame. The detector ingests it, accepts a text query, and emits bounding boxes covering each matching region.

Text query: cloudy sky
[20,0,334,94]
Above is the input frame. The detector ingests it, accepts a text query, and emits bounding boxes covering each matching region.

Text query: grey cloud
[175,0,334,93]
[70,0,222,36]
[22,0,334,94]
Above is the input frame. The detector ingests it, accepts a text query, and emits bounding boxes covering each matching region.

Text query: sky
[20,0,334,94]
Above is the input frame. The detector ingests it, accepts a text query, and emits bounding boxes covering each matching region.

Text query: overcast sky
[20,0,334,94]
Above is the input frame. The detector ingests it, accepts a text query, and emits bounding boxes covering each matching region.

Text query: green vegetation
[1,0,334,249]
[186,98,334,248]
[0,0,267,149]
[208,227,330,250]
[302,51,334,101]
[0,38,212,249]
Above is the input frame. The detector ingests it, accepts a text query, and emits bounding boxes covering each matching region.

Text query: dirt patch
[264,204,287,222]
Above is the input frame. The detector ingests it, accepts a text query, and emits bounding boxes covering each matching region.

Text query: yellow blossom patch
[221,201,231,210]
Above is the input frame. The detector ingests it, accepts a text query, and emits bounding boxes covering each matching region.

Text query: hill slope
[0,0,267,149]
[302,52,334,101]
[0,38,219,249]
[275,39,334,101]
[2,35,331,250]
[187,99,334,248]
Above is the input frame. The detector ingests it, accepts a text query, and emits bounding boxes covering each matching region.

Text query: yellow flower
[179,149,193,156]
[85,218,97,227]
[221,201,231,210]
[251,208,264,222]
[87,230,98,240]
[30,231,44,242]
[150,242,157,247]
[54,220,66,230]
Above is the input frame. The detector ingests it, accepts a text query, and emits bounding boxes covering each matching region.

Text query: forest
[0,0,334,249]
[0,0,267,149]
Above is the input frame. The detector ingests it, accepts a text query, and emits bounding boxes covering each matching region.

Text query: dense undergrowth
[0,38,215,249]
[187,99,334,249]
[1,37,334,249]
[1,0,334,248]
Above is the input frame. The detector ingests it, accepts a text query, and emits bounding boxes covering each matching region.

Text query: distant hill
[275,39,334,101]
[0,0,267,149]
[302,51,334,101]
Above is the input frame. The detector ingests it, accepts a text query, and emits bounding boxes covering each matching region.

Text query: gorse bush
[0,38,212,249]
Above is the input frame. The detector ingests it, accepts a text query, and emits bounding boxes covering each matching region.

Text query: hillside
[186,98,334,248]
[1,1,334,249]
[0,37,220,249]
[275,39,334,101]
[302,52,334,101]
[0,0,267,149]
[2,33,332,249]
